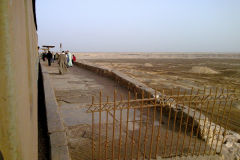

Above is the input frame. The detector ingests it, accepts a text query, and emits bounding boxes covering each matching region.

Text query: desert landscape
[75,52,240,133]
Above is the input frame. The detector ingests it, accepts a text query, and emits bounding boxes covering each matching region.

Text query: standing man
[67,50,73,67]
[58,51,68,74]
[46,51,53,66]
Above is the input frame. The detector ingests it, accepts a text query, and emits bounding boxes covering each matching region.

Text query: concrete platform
[41,61,223,160]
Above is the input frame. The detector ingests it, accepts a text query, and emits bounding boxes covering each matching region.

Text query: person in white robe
[67,51,73,67]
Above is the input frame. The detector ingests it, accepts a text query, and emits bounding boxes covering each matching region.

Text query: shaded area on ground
[38,64,50,160]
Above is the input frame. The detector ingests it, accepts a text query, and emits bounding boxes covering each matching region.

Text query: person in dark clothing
[46,51,53,66]
[42,52,46,61]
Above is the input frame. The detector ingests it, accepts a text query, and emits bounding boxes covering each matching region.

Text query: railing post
[99,91,102,160]
[186,89,200,156]
[123,92,130,160]
[203,88,219,155]
[137,91,144,159]
[181,87,194,156]
[105,96,109,160]
[169,88,180,157]
[175,89,187,156]
[163,89,174,157]
[143,93,151,159]
[220,100,233,154]
[214,90,229,154]
[198,88,212,155]
[209,88,224,155]
[155,89,164,158]
[112,90,116,160]
[130,92,137,159]
[192,87,206,156]
[149,90,157,159]
[92,96,95,160]
[118,95,123,160]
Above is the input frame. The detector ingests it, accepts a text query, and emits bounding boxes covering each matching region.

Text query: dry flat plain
[75,53,240,133]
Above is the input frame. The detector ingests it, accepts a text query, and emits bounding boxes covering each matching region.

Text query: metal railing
[86,87,239,159]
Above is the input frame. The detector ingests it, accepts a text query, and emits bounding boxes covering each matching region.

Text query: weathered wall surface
[0,0,38,159]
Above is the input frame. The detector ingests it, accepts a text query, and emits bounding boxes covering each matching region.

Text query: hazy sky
[36,0,240,52]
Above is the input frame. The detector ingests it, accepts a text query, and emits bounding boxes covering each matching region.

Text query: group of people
[41,50,76,74]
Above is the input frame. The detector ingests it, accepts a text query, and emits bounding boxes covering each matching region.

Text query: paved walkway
[42,61,131,126]
[42,61,137,159]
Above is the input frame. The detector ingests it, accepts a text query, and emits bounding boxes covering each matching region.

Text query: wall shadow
[38,63,50,160]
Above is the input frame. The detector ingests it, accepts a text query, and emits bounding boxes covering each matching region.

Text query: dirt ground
[85,58,240,133]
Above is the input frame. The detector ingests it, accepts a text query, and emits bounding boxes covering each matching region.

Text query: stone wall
[75,61,161,97]
[0,0,38,159]
[40,64,71,160]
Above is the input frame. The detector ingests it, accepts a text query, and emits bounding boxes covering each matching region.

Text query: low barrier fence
[85,87,239,159]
